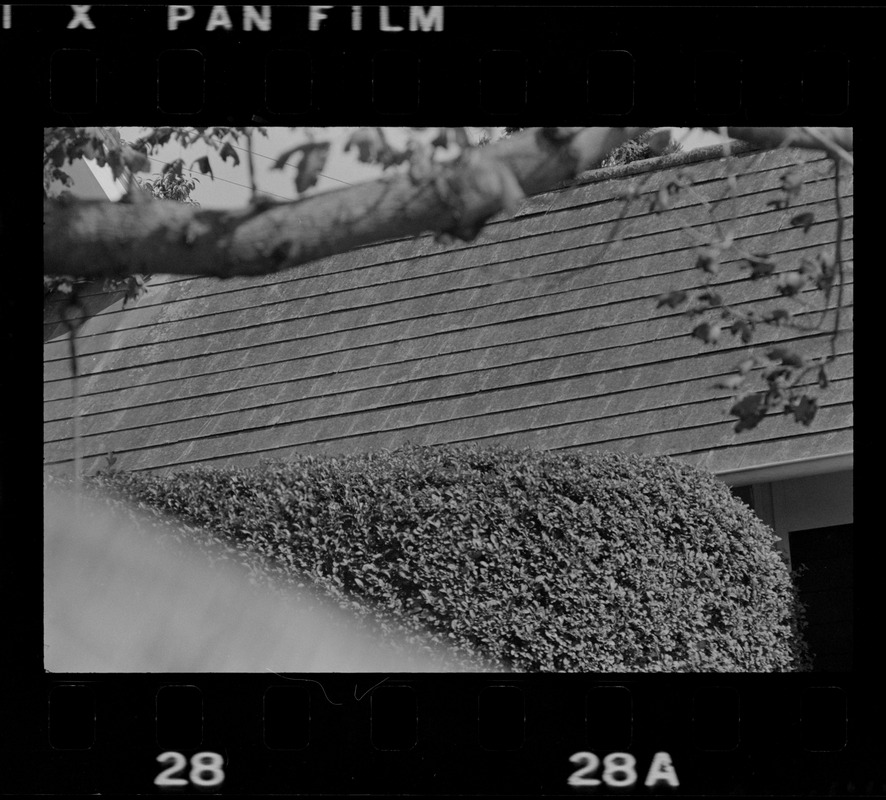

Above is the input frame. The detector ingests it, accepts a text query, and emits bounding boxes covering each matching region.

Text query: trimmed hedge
[86,445,811,672]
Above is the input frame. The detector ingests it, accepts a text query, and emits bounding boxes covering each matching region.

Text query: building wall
[748,470,853,563]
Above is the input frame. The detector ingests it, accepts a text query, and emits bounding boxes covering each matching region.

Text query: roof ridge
[566,140,770,189]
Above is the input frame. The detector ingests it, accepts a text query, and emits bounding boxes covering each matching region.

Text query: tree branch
[44,126,849,281]
[43,127,644,280]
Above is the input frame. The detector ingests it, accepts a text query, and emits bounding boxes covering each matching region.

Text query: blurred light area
[44,488,492,672]
[84,157,127,200]
[670,126,731,151]
[45,155,123,201]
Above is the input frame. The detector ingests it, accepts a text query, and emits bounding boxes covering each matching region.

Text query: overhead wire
[144,155,292,201]
[143,137,358,203]
[225,141,356,187]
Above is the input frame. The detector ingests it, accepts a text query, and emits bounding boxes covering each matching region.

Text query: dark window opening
[789,524,853,671]
[730,484,754,508]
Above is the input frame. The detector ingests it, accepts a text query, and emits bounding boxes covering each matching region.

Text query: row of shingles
[293,379,854,464]
[41,227,855,441]
[42,181,851,405]
[43,151,844,366]
[41,227,852,444]
[307,344,854,458]
[42,277,191,473]
[45,260,851,472]
[48,288,850,470]
[170,417,855,478]
[44,146,821,314]
[43,154,852,472]
[41,213,855,419]
[43,220,854,444]
[151,386,853,475]
[41,219,852,460]
[675,426,854,477]
[40,211,851,438]
[42,276,854,459]
[41,226,854,451]
[41,304,853,450]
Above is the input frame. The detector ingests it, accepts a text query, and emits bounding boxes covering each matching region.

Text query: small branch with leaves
[655,148,851,432]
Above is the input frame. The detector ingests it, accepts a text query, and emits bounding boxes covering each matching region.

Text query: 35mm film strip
[8,2,879,796]
[10,4,867,121]
[21,678,884,794]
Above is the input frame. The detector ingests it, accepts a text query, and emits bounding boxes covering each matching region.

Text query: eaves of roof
[716,451,853,487]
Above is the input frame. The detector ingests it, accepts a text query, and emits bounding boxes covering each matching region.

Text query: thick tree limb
[43,127,642,280]
[44,126,850,281]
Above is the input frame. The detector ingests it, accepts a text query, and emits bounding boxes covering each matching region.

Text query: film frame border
[11,3,877,796]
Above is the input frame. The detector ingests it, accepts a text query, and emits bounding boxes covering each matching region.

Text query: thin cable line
[226,141,356,186]
[144,155,292,201]
[147,138,359,196]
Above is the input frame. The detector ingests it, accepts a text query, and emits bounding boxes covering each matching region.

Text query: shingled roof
[43,144,853,481]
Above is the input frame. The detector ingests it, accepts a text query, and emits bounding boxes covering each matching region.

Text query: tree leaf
[294,142,331,194]
[121,145,151,175]
[791,395,818,426]
[790,212,815,233]
[191,156,213,178]
[746,255,776,279]
[271,144,305,171]
[218,141,240,166]
[776,271,806,296]
[691,322,721,344]
[50,143,66,168]
[162,158,184,177]
[344,127,387,163]
[730,394,766,432]
[766,347,804,368]
[697,290,723,307]
[655,290,688,309]
[765,308,792,326]
[695,246,721,274]
[730,319,753,343]
[430,127,471,150]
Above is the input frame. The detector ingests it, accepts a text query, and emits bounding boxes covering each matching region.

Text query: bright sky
[99,127,726,209]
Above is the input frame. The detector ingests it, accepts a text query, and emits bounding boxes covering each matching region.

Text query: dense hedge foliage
[83,445,810,672]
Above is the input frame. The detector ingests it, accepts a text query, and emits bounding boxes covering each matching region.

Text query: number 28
[155,751,225,788]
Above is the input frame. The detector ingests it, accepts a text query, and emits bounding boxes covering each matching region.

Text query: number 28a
[568,750,679,788]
